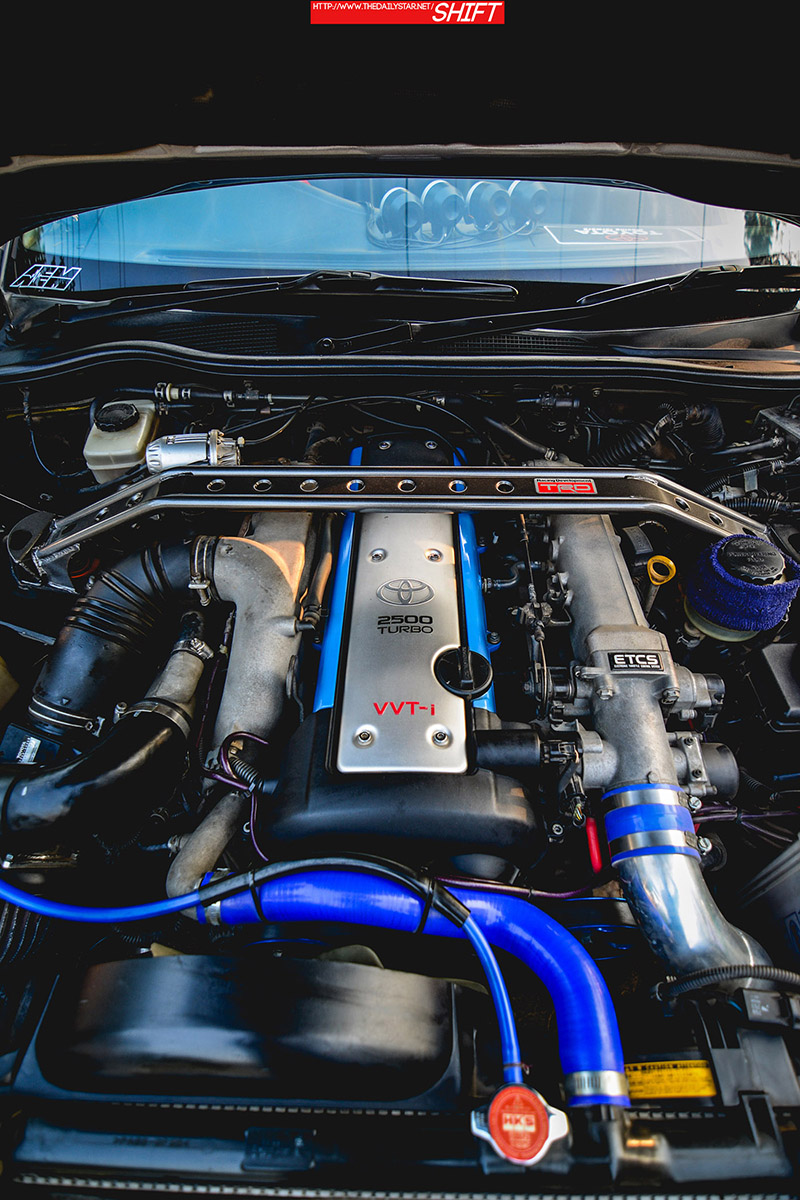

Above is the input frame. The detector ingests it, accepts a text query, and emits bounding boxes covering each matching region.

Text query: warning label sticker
[625,1059,717,1099]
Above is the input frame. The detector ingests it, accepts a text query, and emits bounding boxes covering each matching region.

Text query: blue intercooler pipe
[0,867,628,1108]
[210,869,629,1108]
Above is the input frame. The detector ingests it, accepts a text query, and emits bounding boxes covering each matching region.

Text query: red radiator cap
[487,1084,550,1164]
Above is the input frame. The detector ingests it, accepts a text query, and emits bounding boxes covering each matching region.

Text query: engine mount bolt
[378,440,392,450]
[370,548,386,562]
[425,548,442,562]
[687,795,703,811]
[432,728,451,746]
[355,728,374,745]
[698,836,713,854]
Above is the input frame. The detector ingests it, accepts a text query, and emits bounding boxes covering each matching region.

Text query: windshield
[8,175,800,295]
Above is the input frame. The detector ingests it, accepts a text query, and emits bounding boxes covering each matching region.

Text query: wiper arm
[320,263,800,353]
[10,270,517,328]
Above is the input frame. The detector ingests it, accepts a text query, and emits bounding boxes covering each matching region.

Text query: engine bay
[1,372,799,1192]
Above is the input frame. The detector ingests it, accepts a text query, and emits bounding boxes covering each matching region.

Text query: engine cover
[334,511,469,773]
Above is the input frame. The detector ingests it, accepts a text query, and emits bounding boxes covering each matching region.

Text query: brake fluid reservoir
[83,400,158,483]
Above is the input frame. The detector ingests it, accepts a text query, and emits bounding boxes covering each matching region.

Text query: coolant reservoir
[83,400,158,483]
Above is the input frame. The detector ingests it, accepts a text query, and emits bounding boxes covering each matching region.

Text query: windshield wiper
[8,270,518,328]
[320,263,800,353]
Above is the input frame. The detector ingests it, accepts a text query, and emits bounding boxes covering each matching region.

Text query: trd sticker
[11,264,82,291]
[534,478,597,495]
[609,652,664,671]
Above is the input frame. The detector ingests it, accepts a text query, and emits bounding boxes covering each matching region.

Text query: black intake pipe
[1,712,184,840]
[28,542,198,741]
[2,618,209,842]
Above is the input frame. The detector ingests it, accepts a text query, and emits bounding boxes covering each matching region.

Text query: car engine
[1,375,799,1191]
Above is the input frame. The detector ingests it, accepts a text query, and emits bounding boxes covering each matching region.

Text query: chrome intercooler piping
[550,513,769,977]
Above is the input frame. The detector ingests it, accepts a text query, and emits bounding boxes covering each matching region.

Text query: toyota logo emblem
[376,578,435,606]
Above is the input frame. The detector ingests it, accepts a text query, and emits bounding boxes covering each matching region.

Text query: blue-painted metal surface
[457,513,495,712]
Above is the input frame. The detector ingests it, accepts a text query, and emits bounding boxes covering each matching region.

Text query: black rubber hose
[702,460,786,497]
[0,902,49,965]
[738,770,774,808]
[29,542,198,741]
[710,436,784,461]
[227,753,272,797]
[657,964,800,1000]
[725,495,797,516]
[482,415,554,459]
[588,420,661,466]
[299,515,334,627]
[588,406,721,467]
[0,711,189,842]
[682,404,726,450]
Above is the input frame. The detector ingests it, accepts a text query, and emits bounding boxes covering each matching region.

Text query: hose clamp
[27,695,104,738]
[172,637,214,662]
[565,1069,630,1104]
[603,784,700,865]
[120,698,192,740]
[189,535,218,607]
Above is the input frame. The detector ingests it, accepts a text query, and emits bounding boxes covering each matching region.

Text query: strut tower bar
[9,464,765,592]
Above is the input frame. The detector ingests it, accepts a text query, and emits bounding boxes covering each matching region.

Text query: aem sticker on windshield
[543,225,701,246]
[11,265,81,292]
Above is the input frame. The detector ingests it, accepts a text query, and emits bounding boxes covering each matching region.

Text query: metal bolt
[425,548,442,562]
[378,440,392,450]
[698,836,713,854]
[425,440,437,449]
[595,685,614,700]
[355,729,374,745]
[487,631,501,645]
[691,768,703,779]
[687,795,703,812]
[432,729,451,746]
[550,823,565,837]
[683,736,694,746]
[370,548,386,562]
[662,688,680,704]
